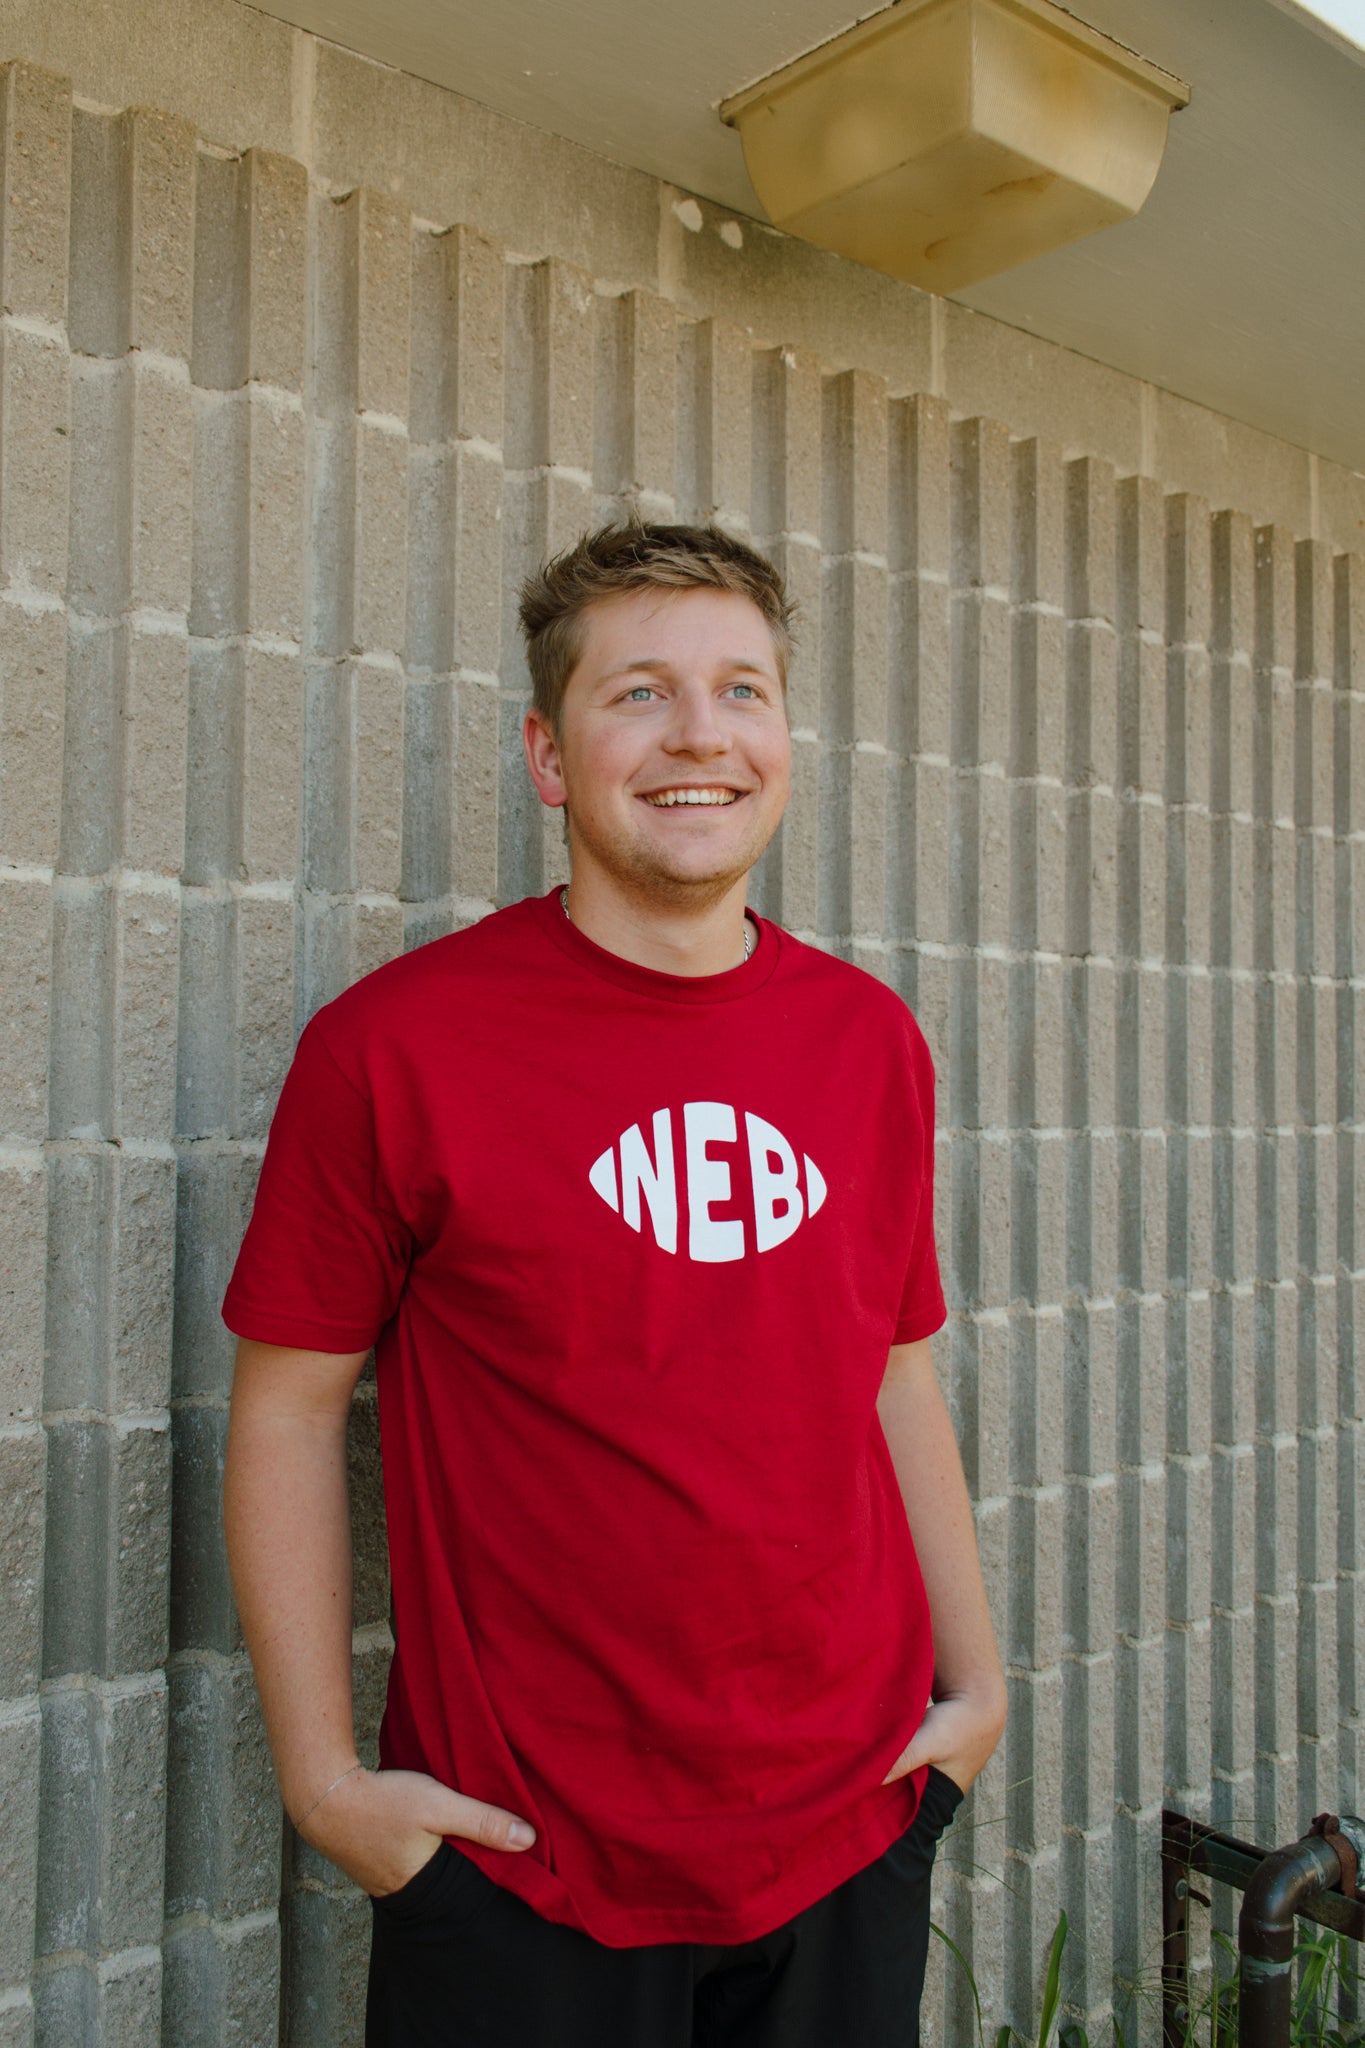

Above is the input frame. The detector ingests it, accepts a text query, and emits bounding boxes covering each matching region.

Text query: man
[222,522,1006,2047]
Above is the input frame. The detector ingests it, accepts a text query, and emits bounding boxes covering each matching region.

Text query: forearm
[223,1343,365,1819]
[877,1339,1007,1779]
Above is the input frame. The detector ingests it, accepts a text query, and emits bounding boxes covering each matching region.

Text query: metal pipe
[1238,1834,1342,2048]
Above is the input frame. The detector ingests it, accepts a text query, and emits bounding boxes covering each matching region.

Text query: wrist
[289,1757,365,1834]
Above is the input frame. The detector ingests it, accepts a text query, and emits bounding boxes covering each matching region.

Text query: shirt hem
[892,1303,948,1346]
[221,1296,379,1354]
[453,1778,922,1948]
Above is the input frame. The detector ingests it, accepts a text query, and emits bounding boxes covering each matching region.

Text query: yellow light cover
[720,0,1189,293]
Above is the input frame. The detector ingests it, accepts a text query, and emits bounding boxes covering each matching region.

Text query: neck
[560,872,754,976]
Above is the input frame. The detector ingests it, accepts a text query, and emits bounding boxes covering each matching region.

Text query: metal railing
[1162,1809,1365,2048]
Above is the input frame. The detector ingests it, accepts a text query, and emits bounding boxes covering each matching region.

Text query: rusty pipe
[1237,1833,1344,2048]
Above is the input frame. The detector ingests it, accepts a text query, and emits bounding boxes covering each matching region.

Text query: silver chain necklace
[559,888,754,965]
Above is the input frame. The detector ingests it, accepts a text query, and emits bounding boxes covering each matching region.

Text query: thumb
[429,1784,537,1853]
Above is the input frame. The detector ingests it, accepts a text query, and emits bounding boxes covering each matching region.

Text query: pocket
[371,1839,493,1930]
[371,1840,454,1916]
[914,1764,965,1839]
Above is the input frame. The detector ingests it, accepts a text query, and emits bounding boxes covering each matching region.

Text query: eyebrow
[598,657,774,681]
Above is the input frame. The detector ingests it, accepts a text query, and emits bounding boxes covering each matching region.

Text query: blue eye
[625,686,654,702]
[730,682,757,699]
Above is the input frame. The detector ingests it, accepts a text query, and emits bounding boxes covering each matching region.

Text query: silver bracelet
[294,1762,363,1830]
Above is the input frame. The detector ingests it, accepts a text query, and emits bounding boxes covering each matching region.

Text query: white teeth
[644,788,739,806]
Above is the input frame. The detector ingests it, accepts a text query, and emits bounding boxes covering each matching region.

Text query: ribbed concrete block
[1011,438,1064,617]
[754,346,820,553]
[190,389,248,637]
[175,892,236,1139]
[890,397,951,759]
[0,878,51,1149]
[45,1146,174,1416]
[0,1420,43,1691]
[453,670,499,907]
[1059,1821,1113,2021]
[244,152,309,394]
[1030,780,1068,965]
[951,417,1010,598]
[346,897,405,991]
[164,1655,278,1923]
[1003,1849,1060,2038]
[1011,1303,1062,1491]
[400,678,454,923]
[0,324,69,600]
[279,1883,369,2048]
[1297,1573,1338,1752]
[1062,1648,1114,1830]
[91,1406,172,1680]
[0,1679,41,1982]
[172,1147,257,1407]
[0,1155,44,1425]
[36,1677,167,1958]
[1115,1627,1165,1816]
[1064,1472,1117,1656]
[41,1416,170,1680]
[57,624,123,879]
[1067,456,1117,637]
[236,647,303,885]
[1081,1127,1119,1303]
[1168,1455,1213,1633]
[0,603,65,869]
[1009,1486,1063,1672]
[352,666,404,896]
[68,358,133,621]
[1212,1592,1256,1791]
[341,193,408,429]
[1006,1664,1063,1858]
[594,289,676,514]
[406,436,501,682]
[505,257,594,480]
[1067,1299,1116,1479]
[168,1402,234,1656]
[823,369,887,564]
[234,896,295,1138]
[347,1381,388,1633]
[246,389,307,643]
[162,1910,280,2048]
[0,63,72,328]
[110,882,180,1139]
[354,424,409,660]
[678,317,750,531]
[121,109,196,361]
[409,224,504,454]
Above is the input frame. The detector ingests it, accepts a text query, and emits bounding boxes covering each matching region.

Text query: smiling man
[222,523,1006,2048]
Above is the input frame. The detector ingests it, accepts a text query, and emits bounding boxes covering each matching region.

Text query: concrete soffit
[231,0,1365,487]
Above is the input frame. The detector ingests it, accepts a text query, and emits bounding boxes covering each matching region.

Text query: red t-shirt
[223,890,947,1945]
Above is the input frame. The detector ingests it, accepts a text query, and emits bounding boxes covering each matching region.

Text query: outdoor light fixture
[719,0,1190,294]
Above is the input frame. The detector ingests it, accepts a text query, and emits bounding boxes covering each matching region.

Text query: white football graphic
[588,1102,826,1261]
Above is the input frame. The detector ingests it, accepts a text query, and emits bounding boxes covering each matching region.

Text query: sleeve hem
[222,1296,381,1354]
[891,1301,948,1346]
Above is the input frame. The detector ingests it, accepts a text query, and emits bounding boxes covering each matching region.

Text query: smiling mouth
[641,787,742,807]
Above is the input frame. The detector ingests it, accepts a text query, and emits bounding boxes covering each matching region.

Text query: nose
[663,680,731,758]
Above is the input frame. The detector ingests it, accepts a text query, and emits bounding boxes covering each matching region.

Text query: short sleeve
[891,1024,947,1346]
[222,1016,413,1353]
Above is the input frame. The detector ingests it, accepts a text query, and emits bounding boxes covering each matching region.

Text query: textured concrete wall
[0,10,1361,2043]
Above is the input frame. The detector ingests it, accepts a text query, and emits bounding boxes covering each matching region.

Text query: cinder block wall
[0,7,1361,2041]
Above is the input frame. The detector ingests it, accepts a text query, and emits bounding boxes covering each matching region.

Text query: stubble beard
[565,801,781,914]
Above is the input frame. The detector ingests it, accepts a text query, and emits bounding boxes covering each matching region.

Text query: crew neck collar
[530,888,782,1004]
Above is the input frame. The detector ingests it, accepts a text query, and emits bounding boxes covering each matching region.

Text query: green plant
[931,1908,1363,2048]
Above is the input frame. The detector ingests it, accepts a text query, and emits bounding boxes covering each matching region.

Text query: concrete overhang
[243,0,1365,478]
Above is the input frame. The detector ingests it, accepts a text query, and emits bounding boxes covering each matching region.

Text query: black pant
[366,1766,963,2047]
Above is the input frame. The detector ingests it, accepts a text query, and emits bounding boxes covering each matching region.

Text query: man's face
[523,587,792,909]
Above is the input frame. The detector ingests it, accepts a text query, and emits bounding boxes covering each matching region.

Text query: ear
[522,707,568,809]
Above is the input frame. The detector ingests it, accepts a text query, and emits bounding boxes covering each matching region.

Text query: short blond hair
[519,522,794,732]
